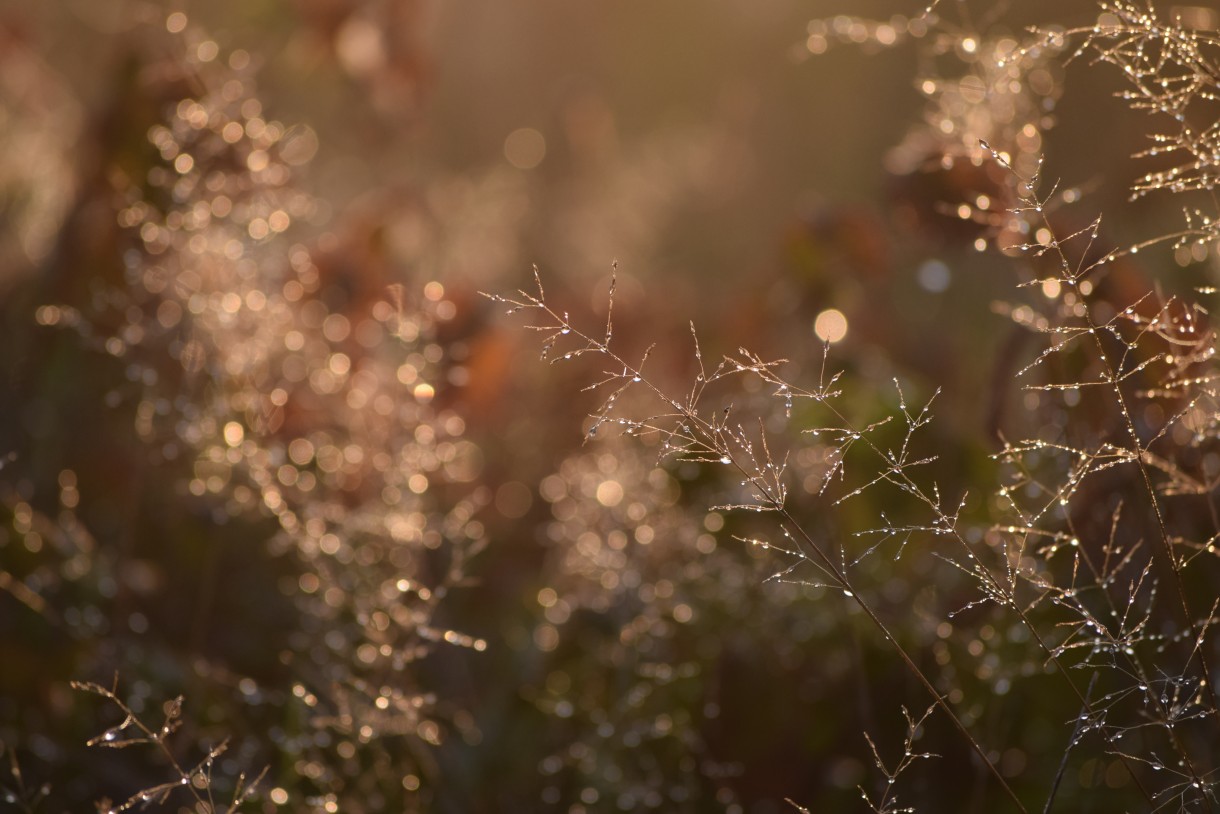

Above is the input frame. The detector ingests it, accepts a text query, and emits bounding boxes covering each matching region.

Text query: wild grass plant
[5,0,1220,812]
[494,1,1220,810]
[72,678,264,814]
[3,11,485,813]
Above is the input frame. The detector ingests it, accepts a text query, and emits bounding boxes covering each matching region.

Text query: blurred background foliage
[1,1,1213,812]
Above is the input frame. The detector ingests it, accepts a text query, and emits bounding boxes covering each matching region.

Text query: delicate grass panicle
[6,11,485,814]
[494,1,1220,811]
[8,0,1220,812]
[72,678,264,814]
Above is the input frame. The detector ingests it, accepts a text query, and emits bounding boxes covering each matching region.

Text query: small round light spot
[504,128,546,170]
[223,422,244,447]
[917,259,951,293]
[814,309,848,344]
[596,479,624,507]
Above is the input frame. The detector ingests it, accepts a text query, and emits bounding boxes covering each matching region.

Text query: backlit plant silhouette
[4,11,487,813]
[493,2,1220,811]
[7,1,1220,812]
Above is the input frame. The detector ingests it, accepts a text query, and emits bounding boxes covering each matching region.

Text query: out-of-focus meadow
[4,1,1220,812]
